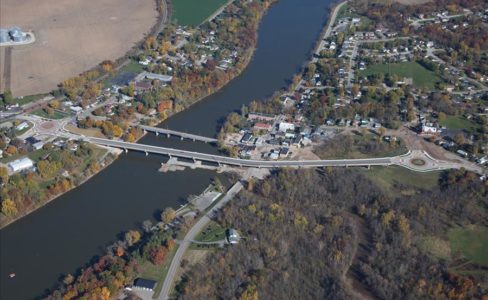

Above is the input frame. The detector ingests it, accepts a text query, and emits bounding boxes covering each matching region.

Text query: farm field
[359,62,441,90]
[0,0,157,97]
[172,0,228,26]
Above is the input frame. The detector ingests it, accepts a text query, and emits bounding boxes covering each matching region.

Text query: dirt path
[343,213,376,300]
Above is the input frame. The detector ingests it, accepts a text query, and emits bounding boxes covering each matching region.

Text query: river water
[0,0,333,298]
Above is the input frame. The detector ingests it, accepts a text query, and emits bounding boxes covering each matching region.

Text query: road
[86,137,395,168]
[158,182,244,300]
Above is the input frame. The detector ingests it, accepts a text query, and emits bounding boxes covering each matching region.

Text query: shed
[8,157,34,173]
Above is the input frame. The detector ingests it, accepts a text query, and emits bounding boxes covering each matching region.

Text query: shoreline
[0,1,273,230]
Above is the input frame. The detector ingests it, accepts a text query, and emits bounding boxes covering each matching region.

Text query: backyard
[440,115,481,132]
[172,0,228,26]
[359,61,441,90]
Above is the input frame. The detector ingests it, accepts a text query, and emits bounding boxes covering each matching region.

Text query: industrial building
[0,26,28,44]
[7,157,35,174]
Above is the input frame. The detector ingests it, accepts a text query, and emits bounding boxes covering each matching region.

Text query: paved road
[86,137,395,168]
[158,182,243,300]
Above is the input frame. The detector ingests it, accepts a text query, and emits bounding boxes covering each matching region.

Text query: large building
[7,157,34,173]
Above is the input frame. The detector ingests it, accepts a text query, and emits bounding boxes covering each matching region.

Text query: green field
[359,62,441,90]
[172,0,228,26]
[363,166,440,192]
[448,226,488,265]
[440,115,481,132]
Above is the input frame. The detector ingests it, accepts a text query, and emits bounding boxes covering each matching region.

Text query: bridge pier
[192,138,195,142]
[124,148,128,153]
[167,133,170,138]
[155,132,159,136]
[145,151,148,156]
[180,137,184,141]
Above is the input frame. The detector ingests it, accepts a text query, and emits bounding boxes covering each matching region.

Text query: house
[421,123,440,134]
[135,71,173,83]
[456,149,468,158]
[8,157,34,173]
[70,106,83,113]
[32,141,45,150]
[132,278,156,291]
[278,122,295,132]
[226,229,240,244]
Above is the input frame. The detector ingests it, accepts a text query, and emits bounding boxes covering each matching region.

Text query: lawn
[172,0,228,26]
[359,62,441,90]
[362,166,440,192]
[439,115,481,132]
[31,109,69,120]
[102,60,143,88]
[194,221,226,243]
[448,226,488,265]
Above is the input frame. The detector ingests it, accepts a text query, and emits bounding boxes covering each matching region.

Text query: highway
[87,137,395,168]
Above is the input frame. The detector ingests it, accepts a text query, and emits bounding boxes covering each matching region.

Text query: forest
[176,168,488,299]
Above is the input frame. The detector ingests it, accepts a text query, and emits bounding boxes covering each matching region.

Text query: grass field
[172,0,228,26]
[359,62,441,90]
[440,115,481,132]
[363,166,440,192]
[448,226,488,265]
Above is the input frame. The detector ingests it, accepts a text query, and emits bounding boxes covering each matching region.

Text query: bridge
[86,137,484,173]
[139,125,218,143]
[87,137,399,168]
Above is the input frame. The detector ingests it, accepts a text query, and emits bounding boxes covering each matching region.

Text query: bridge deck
[139,125,218,143]
[88,137,394,168]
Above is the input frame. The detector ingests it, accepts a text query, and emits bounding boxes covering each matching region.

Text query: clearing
[448,226,488,266]
[362,166,440,193]
[359,62,441,90]
[0,0,157,97]
[440,115,481,132]
[172,0,228,26]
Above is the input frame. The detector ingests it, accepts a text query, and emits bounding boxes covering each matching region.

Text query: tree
[150,245,168,265]
[0,166,9,184]
[142,220,153,232]
[1,199,18,216]
[124,230,141,247]
[161,207,176,224]
[2,90,14,105]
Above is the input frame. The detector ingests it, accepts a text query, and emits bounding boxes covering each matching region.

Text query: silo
[0,29,10,43]
[9,26,26,42]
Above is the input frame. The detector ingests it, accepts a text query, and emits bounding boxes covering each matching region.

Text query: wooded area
[176,168,487,299]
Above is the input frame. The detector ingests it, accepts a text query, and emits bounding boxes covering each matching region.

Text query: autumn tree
[1,199,18,216]
[161,207,176,224]
[124,230,141,247]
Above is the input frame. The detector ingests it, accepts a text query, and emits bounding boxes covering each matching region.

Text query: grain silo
[9,26,27,42]
[0,28,10,43]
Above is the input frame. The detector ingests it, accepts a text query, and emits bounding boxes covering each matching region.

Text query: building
[253,122,272,131]
[16,122,29,131]
[8,157,34,173]
[135,71,173,83]
[226,229,240,244]
[132,278,156,291]
[278,122,295,132]
[421,123,439,134]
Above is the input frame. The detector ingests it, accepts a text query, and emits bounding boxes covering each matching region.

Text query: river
[0,0,333,298]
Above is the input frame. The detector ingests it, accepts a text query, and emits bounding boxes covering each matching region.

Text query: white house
[8,157,34,173]
[278,122,295,132]
[421,123,439,134]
